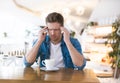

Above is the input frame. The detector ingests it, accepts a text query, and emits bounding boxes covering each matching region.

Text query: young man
[24,12,86,70]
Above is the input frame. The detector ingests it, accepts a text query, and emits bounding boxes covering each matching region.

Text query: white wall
[89,0,120,26]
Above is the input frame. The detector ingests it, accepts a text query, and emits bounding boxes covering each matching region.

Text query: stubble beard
[50,35,62,44]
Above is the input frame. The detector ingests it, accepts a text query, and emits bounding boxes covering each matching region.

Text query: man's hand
[38,27,48,42]
[60,27,70,43]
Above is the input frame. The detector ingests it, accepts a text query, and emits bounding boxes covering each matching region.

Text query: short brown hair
[46,12,64,26]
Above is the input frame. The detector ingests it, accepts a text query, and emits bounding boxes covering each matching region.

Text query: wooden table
[0,66,100,83]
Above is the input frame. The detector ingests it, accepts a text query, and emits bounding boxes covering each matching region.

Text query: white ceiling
[12,0,99,23]
[89,0,120,26]
[10,0,100,33]
[1,0,120,38]
[0,0,100,38]
[1,0,120,28]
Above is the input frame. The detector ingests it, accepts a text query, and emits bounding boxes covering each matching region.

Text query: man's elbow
[23,57,33,67]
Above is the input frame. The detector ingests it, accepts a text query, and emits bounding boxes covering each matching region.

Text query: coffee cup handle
[42,60,46,66]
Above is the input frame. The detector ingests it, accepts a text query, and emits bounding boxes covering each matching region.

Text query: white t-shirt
[50,42,65,68]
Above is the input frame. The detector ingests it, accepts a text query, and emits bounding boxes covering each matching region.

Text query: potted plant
[105,17,120,78]
[87,21,98,26]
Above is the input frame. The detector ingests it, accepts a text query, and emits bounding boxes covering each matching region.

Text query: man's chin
[51,39,57,42]
[51,37,57,41]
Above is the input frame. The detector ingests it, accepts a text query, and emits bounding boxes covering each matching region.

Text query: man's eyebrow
[48,28,59,30]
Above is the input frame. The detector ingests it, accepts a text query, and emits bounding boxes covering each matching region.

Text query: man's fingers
[60,27,64,34]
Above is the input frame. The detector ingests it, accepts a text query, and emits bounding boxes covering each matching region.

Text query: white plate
[40,67,59,71]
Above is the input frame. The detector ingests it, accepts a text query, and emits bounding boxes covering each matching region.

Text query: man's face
[47,22,62,44]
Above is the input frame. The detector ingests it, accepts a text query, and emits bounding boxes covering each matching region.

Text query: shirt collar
[45,35,65,46]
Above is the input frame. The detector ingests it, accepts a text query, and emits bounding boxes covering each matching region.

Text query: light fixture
[76,6,85,16]
[62,8,71,17]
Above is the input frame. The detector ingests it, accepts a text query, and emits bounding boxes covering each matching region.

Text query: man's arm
[25,27,47,65]
[65,39,84,66]
[25,40,42,63]
[60,27,85,66]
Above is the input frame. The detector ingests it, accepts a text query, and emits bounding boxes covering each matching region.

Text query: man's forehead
[47,23,61,29]
[48,26,61,29]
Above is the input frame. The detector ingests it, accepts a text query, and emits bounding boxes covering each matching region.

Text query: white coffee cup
[42,59,55,70]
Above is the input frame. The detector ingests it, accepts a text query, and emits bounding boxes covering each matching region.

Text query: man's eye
[48,29,60,31]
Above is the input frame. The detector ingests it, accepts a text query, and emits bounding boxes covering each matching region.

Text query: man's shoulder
[70,37,78,42]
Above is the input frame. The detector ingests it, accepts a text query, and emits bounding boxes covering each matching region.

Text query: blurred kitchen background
[1,0,120,60]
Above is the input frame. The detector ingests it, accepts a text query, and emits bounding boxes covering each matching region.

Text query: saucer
[40,67,59,71]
